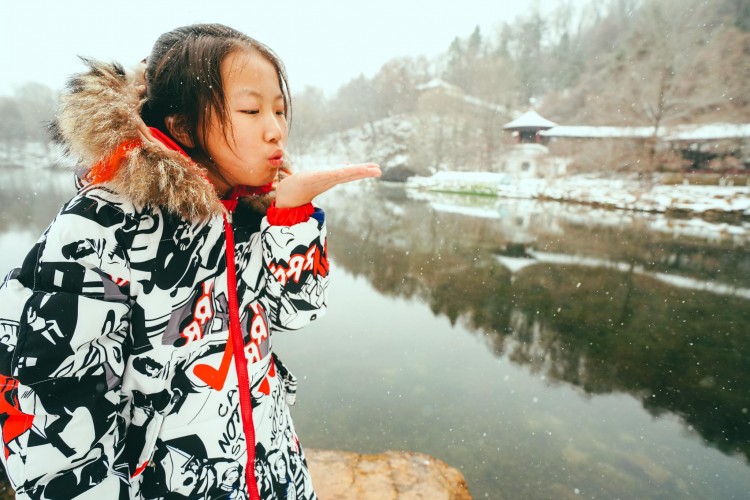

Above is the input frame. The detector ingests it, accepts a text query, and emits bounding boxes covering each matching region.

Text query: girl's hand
[275,163,382,208]
[135,117,167,150]
[133,80,172,152]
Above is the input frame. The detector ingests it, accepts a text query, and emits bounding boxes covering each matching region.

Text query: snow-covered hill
[292,115,414,177]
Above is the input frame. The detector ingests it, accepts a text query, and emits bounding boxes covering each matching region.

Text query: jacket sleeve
[0,192,134,498]
[244,202,329,332]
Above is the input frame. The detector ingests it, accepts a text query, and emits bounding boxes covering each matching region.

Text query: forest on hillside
[1,0,748,175]
[291,0,750,176]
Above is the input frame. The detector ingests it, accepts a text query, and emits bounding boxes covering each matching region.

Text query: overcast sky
[1,0,567,96]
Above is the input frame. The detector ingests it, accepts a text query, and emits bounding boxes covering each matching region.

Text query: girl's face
[203,49,287,193]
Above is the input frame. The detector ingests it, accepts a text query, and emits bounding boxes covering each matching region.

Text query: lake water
[1,170,749,499]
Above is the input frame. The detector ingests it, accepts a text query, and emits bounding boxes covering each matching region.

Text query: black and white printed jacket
[0,60,327,499]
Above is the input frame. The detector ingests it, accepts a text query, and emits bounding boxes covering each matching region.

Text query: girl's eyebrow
[235,88,262,97]
[234,88,283,101]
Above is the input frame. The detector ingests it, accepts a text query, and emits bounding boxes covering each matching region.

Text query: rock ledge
[306,448,472,499]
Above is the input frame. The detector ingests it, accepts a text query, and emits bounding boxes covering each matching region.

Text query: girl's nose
[264,114,284,143]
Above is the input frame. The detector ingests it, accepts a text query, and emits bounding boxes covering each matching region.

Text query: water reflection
[1,172,749,497]
[0,168,75,233]
[325,185,750,464]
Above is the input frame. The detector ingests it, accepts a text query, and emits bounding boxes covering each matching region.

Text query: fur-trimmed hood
[51,59,277,221]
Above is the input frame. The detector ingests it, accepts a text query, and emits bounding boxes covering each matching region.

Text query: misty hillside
[1,0,748,176]
[289,0,750,176]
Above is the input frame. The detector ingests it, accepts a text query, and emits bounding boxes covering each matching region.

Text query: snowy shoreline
[405,172,750,221]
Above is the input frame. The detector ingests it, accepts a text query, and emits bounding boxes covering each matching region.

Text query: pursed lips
[269,151,283,166]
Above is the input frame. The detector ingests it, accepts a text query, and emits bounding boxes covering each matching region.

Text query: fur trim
[51,58,280,221]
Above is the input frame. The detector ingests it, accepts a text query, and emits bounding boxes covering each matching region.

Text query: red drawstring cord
[222,202,261,500]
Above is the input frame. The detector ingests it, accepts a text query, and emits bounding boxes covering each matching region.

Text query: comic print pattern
[0,186,327,499]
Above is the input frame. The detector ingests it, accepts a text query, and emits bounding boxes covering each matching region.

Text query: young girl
[0,23,380,499]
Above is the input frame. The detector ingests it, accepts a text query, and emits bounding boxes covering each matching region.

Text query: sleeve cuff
[266,201,315,226]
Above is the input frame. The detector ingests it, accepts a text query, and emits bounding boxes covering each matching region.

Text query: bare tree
[288,86,329,154]
[569,0,734,170]
[371,56,430,117]
[0,98,25,161]
[690,28,750,122]
[0,83,58,166]
[13,82,57,144]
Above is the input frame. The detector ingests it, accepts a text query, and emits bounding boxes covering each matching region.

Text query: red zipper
[221,203,261,500]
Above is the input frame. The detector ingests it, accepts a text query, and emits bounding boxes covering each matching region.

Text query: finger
[311,168,379,191]
[328,164,382,181]
[310,171,375,193]
[336,164,382,182]
[135,120,155,142]
[300,165,379,188]
[276,164,381,206]
[135,120,172,153]
[339,162,380,170]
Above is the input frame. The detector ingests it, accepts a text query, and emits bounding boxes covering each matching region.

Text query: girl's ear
[164,115,195,148]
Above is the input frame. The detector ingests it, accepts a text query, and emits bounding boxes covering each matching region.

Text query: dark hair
[140,24,291,160]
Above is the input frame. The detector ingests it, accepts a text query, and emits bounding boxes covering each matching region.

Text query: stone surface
[306,449,473,500]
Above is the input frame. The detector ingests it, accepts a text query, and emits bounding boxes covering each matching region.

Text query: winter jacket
[0,60,327,499]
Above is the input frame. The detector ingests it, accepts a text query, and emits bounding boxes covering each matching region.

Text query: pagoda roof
[503,109,558,130]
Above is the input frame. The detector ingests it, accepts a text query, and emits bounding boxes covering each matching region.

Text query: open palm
[275,163,382,208]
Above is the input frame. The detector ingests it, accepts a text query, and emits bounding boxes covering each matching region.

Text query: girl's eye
[241,110,259,115]
[276,111,286,116]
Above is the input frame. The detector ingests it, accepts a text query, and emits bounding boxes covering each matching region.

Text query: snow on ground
[406,174,750,243]
[539,122,750,140]
[406,172,750,218]
[438,196,745,244]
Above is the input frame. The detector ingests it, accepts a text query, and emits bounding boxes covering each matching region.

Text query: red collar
[223,183,274,201]
[148,127,189,157]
